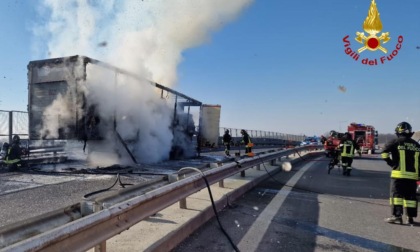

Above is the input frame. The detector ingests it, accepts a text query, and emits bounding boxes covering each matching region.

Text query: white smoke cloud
[34,0,253,165]
[38,0,253,86]
[40,93,73,138]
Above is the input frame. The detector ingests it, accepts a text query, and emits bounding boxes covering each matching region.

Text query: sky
[1,0,420,137]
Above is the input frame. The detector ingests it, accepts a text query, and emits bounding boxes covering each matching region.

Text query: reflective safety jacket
[4,143,22,164]
[339,139,359,158]
[241,133,253,147]
[381,136,420,180]
[223,133,232,144]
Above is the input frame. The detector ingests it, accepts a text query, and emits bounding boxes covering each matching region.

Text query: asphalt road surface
[173,154,420,252]
[0,148,281,228]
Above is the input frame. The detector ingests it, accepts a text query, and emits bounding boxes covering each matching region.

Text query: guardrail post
[95,241,106,252]
[270,159,276,166]
[93,203,106,252]
[219,180,224,188]
[175,173,188,209]
[240,170,245,177]
[8,111,13,144]
[81,200,94,216]
[256,164,261,171]
[180,198,187,209]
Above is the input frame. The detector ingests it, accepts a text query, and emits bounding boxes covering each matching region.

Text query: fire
[363,0,382,35]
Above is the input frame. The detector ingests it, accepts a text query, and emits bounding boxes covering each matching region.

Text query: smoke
[37,0,253,86]
[35,0,253,164]
[40,94,72,138]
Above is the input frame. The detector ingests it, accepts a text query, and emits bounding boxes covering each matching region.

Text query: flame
[363,0,383,35]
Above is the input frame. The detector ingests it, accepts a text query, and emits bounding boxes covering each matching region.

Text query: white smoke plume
[38,0,253,86]
[40,93,72,138]
[35,0,253,164]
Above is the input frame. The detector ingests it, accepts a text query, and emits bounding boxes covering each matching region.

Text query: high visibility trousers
[341,156,353,169]
[390,178,418,218]
[245,146,252,154]
[224,143,231,155]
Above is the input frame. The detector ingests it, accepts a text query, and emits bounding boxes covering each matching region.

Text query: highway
[1,149,420,251]
[173,154,420,252]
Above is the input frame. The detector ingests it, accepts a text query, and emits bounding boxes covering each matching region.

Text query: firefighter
[240,129,254,157]
[222,129,232,156]
[381,122,420,225]
[338,132,359,176]
[4,135,22,171]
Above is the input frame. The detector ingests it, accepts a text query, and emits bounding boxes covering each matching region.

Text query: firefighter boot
[385,216,403,225]
[346,168,351,176]
[407,217,414,225]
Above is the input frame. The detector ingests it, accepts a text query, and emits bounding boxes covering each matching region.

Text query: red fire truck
[347,122,378,154]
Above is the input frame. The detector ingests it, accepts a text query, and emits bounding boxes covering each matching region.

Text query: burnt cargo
[27,55,208,161]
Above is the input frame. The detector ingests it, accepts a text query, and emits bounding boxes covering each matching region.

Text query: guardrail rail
[0,145,323,252]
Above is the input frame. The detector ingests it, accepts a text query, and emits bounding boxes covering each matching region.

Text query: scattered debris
[338,85,347,93]
[97,41,107,47]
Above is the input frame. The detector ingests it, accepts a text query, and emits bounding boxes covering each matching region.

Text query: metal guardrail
[0,145,321,252]
[0,178,169,250]
[0,204,82,249]
[22,146,67,165]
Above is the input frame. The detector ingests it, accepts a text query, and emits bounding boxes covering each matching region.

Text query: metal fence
[219,127,304,143]
[0,110,29,144]
[0,110,304,147]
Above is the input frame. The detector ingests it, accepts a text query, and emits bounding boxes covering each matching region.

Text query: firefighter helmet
[12,135,20,143]
[225,129,229,134]
[240,129,245,135]
[395,122,413,136]
[329,130,337,137]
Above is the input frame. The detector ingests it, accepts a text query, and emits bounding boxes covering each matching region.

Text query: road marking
[271,216,416,252]
[237,161,313,252]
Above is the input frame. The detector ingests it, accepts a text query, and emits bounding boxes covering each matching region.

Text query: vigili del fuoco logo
[343,0,403,65]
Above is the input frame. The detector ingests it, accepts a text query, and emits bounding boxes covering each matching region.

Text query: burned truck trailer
[27,55,206,163]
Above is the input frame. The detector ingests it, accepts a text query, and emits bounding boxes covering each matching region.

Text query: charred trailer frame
[27,55,203,161]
